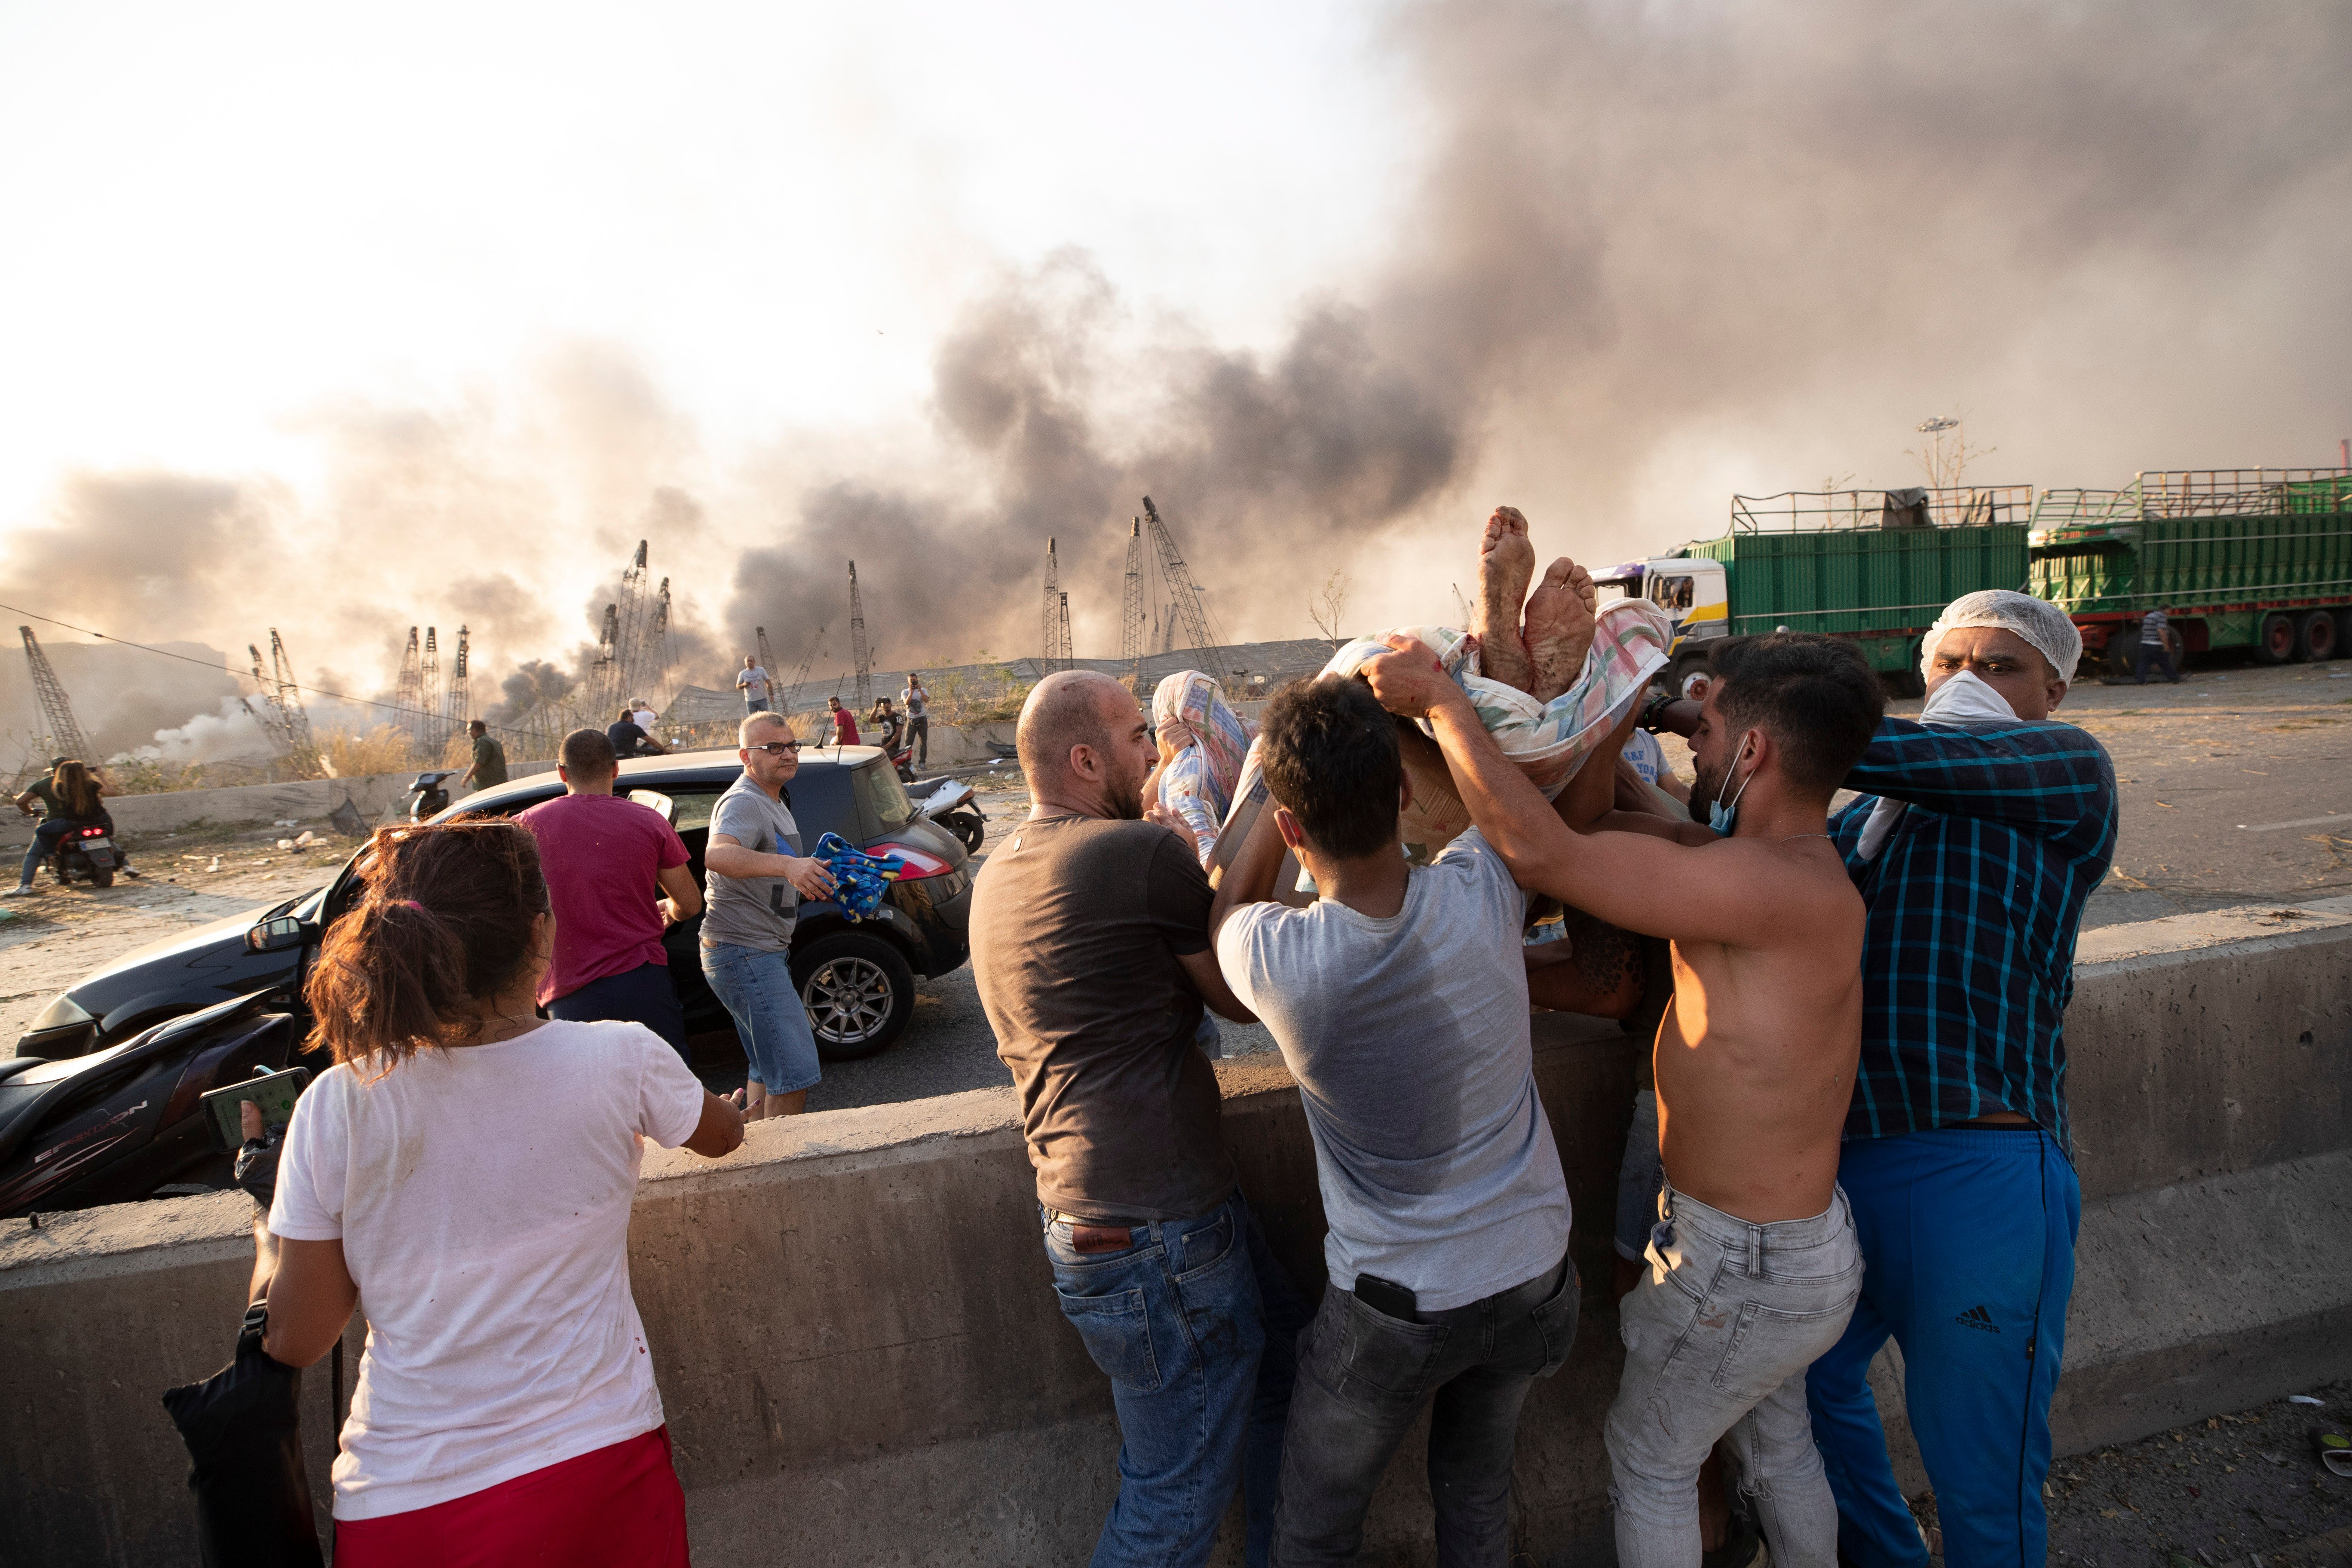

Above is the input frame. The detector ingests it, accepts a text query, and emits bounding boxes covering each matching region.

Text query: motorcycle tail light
[77,827,104,839]
[877,843,956,879]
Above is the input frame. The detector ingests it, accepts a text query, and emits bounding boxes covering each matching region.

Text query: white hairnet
[1918,590,2082,686]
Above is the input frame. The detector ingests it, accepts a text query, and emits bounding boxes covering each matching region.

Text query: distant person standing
[702,712,838,1118]
[737,655,772,714]
[630,697,660,735]
[2135,603,2180,684]
[517,729,702,1060]
[868,696,903,756]
[901,673,929,767]
[459,719,507,792]
[826,696,860,747]
[608,706,669,759]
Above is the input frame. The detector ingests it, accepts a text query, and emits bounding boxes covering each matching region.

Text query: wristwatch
[1639,692,1678,733]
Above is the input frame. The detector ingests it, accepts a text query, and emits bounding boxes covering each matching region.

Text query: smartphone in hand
[199,1067,311,1152]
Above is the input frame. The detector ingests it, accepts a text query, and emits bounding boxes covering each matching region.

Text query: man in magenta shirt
[517,729,704,1061]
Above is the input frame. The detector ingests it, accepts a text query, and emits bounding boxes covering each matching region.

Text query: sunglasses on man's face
[749,741,801,756]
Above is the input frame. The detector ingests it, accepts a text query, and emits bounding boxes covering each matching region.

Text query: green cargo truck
[1594,485,2034,694]
[2027,468,2352,673]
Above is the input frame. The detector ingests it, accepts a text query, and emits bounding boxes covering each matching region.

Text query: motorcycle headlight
[27,992,93,1033]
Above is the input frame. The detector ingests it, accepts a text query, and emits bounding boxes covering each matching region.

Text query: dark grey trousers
[1270,1254,1578,1567]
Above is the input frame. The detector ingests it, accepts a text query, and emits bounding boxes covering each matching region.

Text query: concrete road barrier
[1,906,2346,1565]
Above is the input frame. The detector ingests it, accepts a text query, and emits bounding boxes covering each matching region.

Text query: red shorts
[333,1425,688,1568]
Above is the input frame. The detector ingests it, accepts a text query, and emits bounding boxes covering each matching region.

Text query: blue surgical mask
[1706,733,1757,837]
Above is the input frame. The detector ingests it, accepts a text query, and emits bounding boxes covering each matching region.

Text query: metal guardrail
[1729,486,2034,533]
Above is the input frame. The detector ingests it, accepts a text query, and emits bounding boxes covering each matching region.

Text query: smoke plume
[3,0,2345,749]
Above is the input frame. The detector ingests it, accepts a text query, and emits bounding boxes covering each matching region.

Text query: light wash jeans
[700,941,821,1094]
[1606,1182,1861,1568]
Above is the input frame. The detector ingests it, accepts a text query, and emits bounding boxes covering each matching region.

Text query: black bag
[159,1301,325,1568]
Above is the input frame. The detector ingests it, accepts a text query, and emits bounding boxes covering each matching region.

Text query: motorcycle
[406,769,461,822]
[910,776,986,854]
[0,989,302,1219]
[48,821,122,888]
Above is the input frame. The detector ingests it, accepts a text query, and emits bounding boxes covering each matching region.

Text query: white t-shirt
[631,706,658,732]
[268,1020,708,1519]
[1622,726,1665,785]
[1216,828,1572,1311]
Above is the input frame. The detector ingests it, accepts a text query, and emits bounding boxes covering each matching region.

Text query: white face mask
[1919,668,2020,724]
[1854,671,2023,863]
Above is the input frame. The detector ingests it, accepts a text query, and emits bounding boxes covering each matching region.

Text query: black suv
[11,747,973,1065]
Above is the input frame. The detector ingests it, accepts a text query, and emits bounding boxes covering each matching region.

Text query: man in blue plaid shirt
[1800,591,2117,1566]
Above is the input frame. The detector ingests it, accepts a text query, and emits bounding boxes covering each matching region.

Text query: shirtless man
[1363,630,1886,1568]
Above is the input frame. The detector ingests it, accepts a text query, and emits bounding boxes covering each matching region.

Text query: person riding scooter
[9,758,138,896]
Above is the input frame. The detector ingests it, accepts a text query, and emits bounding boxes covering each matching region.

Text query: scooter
[407,769,461,821]
[49,821,122,888]
[0,990,302,1219]
[910,776,986,854]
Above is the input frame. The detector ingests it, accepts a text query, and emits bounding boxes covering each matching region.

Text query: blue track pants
[1804,1127,2080,1568]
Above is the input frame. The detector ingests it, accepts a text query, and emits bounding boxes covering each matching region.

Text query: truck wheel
[1662,649,1712,699]
[2295,611,2336,663]
[793,932,915,1062]
[2255,612,2297,665]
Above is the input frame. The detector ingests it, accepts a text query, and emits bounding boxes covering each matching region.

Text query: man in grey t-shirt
[1209,677,1576,1565]
[701,711,837,1117]
[737,654,772,713]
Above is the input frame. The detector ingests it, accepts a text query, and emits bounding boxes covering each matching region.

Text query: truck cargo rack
[2033,468,2352,526]
[1730,485,2035,533]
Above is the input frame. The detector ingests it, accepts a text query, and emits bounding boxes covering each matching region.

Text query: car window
[780,765,855,846]
[856,760,915,833]
[668,790,721,835]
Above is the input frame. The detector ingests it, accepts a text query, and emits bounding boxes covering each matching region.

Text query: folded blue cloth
[812,832,906,922]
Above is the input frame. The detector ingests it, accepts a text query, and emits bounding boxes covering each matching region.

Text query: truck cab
[1593,557,1730,654]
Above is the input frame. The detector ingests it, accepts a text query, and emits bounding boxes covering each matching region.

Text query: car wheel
[793,932,915,1061]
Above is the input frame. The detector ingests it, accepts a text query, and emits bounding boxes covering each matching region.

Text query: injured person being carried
[1192,505,1683,1020]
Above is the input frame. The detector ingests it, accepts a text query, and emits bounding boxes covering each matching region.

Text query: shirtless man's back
[1365,629,1884,1568]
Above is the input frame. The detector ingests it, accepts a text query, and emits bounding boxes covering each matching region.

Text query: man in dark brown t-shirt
[970,670,1300,1568]
[974,816,1235,1219]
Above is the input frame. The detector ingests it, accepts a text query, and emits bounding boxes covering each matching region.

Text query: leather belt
[1044,1209,1139,1256]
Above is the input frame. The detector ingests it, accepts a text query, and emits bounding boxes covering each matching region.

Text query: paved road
[7,657,2346,1116]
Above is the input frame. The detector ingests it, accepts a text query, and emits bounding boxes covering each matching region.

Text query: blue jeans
[1043,1191,1305,1568]
[699,942,821,1094]
[19,816,98,886]
[1805,1127,2081,1568]
[744,696,771,713]
[548,960,689,1063]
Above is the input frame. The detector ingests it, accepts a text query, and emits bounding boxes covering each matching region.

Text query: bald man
[969,671,1302,1568]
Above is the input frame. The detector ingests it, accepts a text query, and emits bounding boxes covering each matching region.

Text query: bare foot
[1474,506,1537,692]
[1525,557,1597,702]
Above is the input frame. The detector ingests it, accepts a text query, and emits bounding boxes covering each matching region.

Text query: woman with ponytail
[247,819,744,1565]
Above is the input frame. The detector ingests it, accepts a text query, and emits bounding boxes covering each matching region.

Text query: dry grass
[320,725,420,778]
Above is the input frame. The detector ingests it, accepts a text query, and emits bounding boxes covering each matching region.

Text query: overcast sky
[1,0,2345,739]
[0,2,1404,507]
